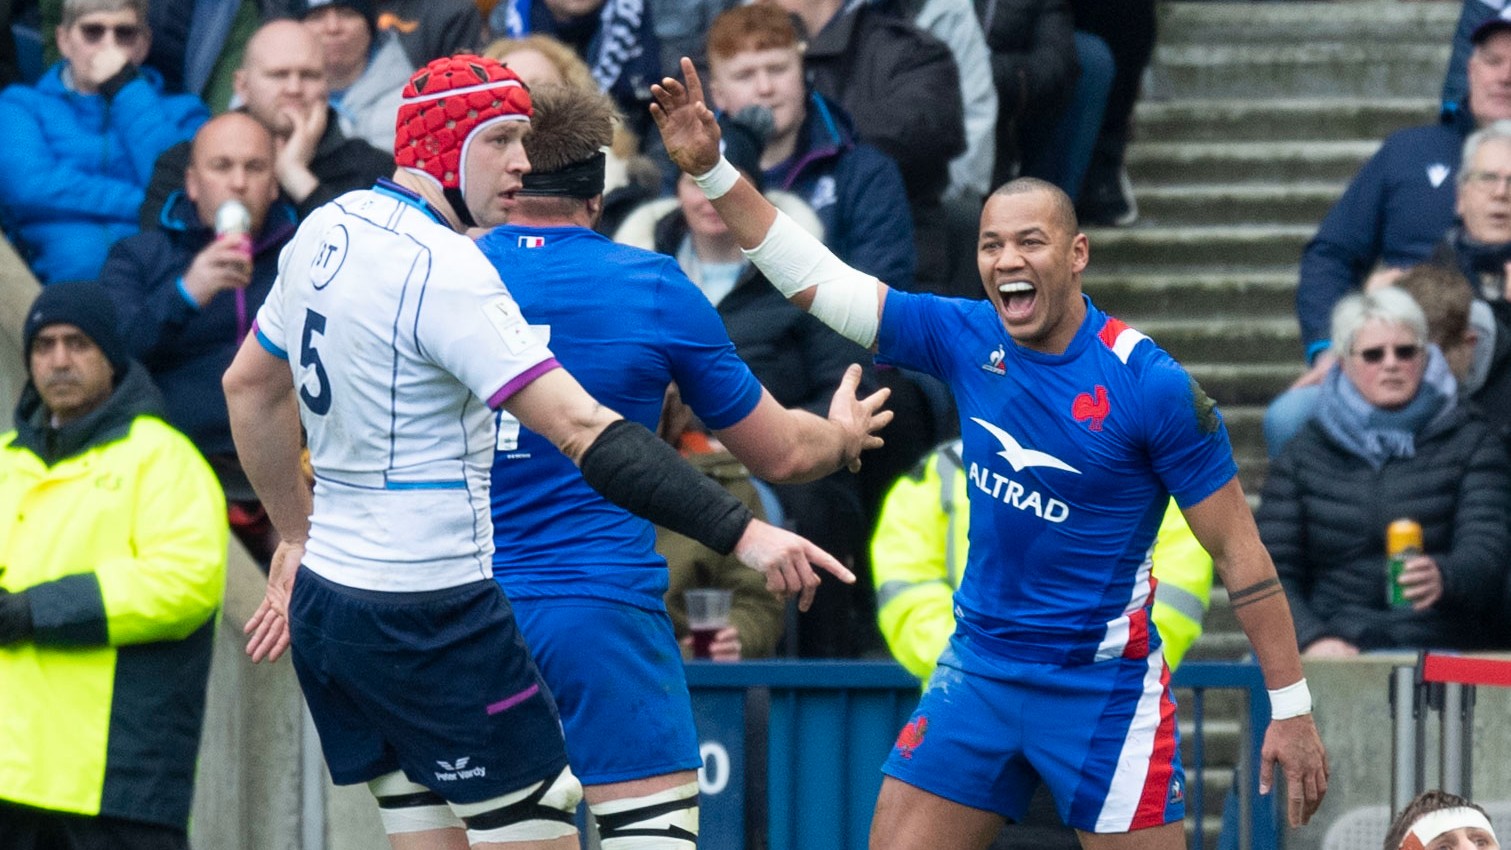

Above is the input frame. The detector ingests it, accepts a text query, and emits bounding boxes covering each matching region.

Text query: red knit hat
[394,55,532,195]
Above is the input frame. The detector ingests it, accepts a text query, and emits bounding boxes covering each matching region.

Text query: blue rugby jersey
[476,224,763,610]
[878,291,1236,665]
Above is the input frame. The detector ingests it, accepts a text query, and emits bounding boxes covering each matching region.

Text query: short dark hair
[1393,265,1472,350]
[522,84,617,174]
[990,177,1079,237]
[1383,790,1491,850]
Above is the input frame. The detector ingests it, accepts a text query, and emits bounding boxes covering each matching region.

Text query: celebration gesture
[650,58,725,177]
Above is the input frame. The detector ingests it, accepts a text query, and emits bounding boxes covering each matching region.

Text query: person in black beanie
[0,280,228,850]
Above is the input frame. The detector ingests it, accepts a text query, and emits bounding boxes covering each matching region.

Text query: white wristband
[1268,678,1312,720]
[692,157,740,200]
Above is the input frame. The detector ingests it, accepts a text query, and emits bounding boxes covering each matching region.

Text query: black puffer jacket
[1258,405,1511,651]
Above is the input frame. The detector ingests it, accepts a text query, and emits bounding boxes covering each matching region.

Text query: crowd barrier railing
[684,658,1277,850]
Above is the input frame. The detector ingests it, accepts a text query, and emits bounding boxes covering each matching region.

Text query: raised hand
[732,519,855,612]
[1259,713,1329,827]
[650,57,724,177]
[828,364,891,473]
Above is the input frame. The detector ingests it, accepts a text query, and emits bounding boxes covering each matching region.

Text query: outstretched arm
[651,59,890,350]
[1182,478,1329,827]
[716,365,892,482]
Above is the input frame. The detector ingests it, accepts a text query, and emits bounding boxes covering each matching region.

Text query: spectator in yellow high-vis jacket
[0,282,227,850]
[872,438,1212,681]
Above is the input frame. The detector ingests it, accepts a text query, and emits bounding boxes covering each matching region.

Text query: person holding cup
[1259,287,1511,655]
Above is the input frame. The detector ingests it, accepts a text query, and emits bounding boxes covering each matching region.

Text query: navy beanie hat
[23,281,130,377]
[300,0,378,34]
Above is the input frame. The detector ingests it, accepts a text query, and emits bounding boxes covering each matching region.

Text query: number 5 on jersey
[300,308,332,415]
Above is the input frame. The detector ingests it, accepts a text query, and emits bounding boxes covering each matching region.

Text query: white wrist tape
[1268,678,1313,720]
[692,156,741,200]
[1404,807,1497,849]
[742,208,880,348]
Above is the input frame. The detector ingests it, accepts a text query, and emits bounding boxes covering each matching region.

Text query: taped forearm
[580,420,755,555]
[694,157,881,348]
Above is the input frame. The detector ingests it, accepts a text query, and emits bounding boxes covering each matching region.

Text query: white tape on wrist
[1268,678,1313,720]
[742,208,880,348]
[692,157,740,200]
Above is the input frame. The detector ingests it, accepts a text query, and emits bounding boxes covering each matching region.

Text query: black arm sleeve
[579,419,756,555]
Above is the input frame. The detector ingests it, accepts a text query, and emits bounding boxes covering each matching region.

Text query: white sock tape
[1267,678,1312,720]
[692,157,740,200]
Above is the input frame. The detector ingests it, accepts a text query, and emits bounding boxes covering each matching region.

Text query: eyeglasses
[1464,170,1511,192]
[76,22,142,46]
[1352,343,1422,365]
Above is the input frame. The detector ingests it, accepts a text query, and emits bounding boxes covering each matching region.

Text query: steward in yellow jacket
[0,282,226,844]
[872,439,1213,680]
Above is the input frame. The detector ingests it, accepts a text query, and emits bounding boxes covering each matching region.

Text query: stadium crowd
[0,0,1508,848]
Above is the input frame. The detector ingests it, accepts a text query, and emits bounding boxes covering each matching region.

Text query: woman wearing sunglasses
[1257,286,1511,657]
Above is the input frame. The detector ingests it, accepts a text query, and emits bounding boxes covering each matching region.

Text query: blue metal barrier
[684,659,1277,850]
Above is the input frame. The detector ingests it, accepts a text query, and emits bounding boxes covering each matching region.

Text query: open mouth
[997,281,1037,322]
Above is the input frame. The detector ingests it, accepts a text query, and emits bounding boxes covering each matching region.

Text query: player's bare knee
[369,770,466,835]
[589,780,700,849]
[449,766,582,845]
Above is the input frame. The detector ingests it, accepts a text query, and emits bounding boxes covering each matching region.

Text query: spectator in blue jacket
[704,3,917,292]
[1273,18,1511,445]
[0,0,207,285]
[99,111,294,561]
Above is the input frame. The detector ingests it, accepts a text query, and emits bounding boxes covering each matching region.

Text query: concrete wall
[1285,656,1511,850]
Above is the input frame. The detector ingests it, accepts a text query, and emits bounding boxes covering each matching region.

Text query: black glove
[0,588,34,645]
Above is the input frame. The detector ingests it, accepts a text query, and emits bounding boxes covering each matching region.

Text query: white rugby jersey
[253,182,558,591]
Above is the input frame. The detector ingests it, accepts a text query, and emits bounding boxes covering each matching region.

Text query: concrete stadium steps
[1135,183,1343,227]
[1153,43,1449,100]
[1083,271,1298,318]
[1127,140,1381,185]
[1135,99,1436,144]
[1154,2,1459,47]
[1086,224,1312,272]
[1121,318,1299,365]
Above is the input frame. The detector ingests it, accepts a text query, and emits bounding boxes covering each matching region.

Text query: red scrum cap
[394,54,532,195]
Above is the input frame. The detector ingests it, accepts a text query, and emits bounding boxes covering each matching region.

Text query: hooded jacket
[0,364,227,827]
[765,91,917,292]
[102,190,297,460]
[0,62,207,284]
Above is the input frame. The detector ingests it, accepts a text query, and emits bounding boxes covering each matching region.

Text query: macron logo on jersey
[518,235,546,248]
[968,418,1073,523]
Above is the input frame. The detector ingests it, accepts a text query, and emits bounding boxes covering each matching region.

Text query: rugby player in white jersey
[223,55,874,850]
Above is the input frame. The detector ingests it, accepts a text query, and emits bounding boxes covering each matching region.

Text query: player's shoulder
[1087,312,1191,391]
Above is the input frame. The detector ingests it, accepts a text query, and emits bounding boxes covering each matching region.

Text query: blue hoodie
[766,91,918,292]
[0,62,207,284]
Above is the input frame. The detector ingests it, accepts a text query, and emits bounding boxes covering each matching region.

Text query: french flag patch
[518,235,546,248]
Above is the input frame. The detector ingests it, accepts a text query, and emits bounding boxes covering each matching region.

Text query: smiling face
[1458,136,1511,243]
[463,119,532,228]
[1421,825,1500,850]
[1342,318,1426,411]
[976,186,1088,354]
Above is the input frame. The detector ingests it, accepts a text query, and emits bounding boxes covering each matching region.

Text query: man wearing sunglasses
[0,0,207,286]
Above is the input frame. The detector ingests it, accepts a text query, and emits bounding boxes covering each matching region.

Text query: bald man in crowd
[139,18,393,228]
[103,111,298,561]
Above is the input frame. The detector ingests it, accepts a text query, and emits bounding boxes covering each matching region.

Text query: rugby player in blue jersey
[473,83,891,849]
[651,59,1330,850]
